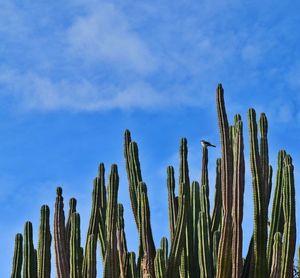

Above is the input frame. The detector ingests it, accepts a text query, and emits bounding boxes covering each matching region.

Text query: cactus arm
[37,205,52,278]
[215,84,233,278]
[117,204,128,278]
[54,187,69,278]
[11,233,23,278]
[212,231,220,274]
[65,198,77,261]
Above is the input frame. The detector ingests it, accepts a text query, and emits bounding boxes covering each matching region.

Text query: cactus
[211,158,222,235]
[9,83,300,278]
[270,232,282,278]
[248,108,268,277]
[54,187,69,278]
[37,205,52,278]
[69,212,82,278]
[232,116,245,278]
[281,155,296,277]
[267,150,286,270]
[167,166,177,242]
[85,234,97,278]
[11,233,23,278]
[117,203,128,278]
[65,198,77,261]
[23,221,36,278]
[103,164,119,278]
[215,84,233,278]
[82,168,103,276]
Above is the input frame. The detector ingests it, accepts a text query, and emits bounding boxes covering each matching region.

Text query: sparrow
[201,140,216,148]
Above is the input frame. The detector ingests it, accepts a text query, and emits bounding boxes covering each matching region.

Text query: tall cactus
[54,187,69,278]
[211,158,222,235]
[85,234,97,278]
[267,150,286,270]
[23,221,36,278]
[270,232,282,278]
[103,164,119,278]
[37,205,52,278]
[11,233,23,278]
[70,212,82,278]
[98,163,107,261]
[66,198,77,261]
[117,203,128,278]
[280,155,296,278]
[167,166,177,243]
[216,84,233,278]
[83,166,103,276]
[248,108,268,277]
[232,116,245,278]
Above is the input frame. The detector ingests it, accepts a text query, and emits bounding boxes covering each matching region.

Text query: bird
[201,140,216,148]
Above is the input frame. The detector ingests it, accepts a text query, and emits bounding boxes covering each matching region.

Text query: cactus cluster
[11,84,298,277]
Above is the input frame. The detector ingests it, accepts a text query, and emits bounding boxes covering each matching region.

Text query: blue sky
[1,0,300,276]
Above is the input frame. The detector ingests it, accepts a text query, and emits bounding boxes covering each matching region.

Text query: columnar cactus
[70,212,82,278]
[37,205,52,278]
[117,203,128,278]
[270,232,282,278]
[216,84,233,278]
[65,198,77,261]
[54,187,69,278]
[23,221,36,278]
[103,164,119,278]
[85,234,97,278]
[167,166,177,243]
[281,155,296,277]
[11,233,23,278]
[232,116,245,278]
[248,108,268,277]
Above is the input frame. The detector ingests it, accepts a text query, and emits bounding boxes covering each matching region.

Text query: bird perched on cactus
[201,140,216,148]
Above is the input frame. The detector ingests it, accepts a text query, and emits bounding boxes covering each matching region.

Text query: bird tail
[210,144,216,147]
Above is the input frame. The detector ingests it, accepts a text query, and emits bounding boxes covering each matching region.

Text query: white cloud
[0,69,167,111]
[67,2,157,73]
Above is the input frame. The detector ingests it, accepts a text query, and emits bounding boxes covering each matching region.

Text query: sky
[1,0,300,276]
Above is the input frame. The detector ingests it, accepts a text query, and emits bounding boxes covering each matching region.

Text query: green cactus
[82,167,103,276]
[11,233,23,278]
[211,158,222,235]
[54,187,69,278]
[127,252,137,278]
[70,212,82,278]
[212,231,220,273]
[37,205,52,278]
[167,166,177,243]
[270,232,282,278]
[267,150,286,270]
[232,116,245,277]
[154,238,168,278]
[117,203,128,278]
[248,108,268,277]
[23,221,36,278]
[85,234,97,278]
[215,84,233,278]
[66,198,77,261]
[103,164,119,278]
[280,155,296,278]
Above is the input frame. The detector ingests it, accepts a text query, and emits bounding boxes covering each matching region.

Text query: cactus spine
[37,205,51,278]
[11,233,23,278]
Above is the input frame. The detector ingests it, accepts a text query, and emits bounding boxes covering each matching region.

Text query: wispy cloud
[67,2,157,73]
